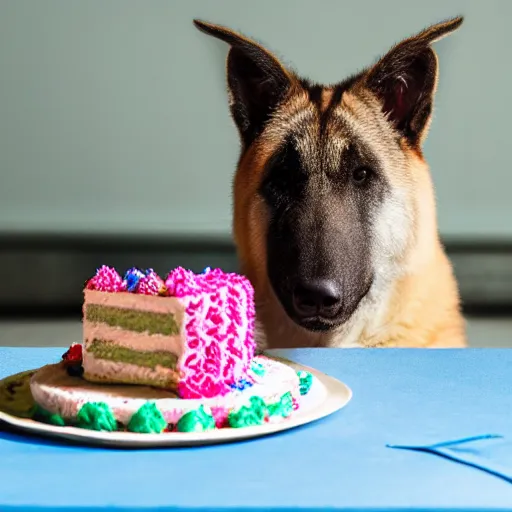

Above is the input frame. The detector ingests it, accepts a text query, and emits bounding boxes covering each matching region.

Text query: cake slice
[82,266,256,399]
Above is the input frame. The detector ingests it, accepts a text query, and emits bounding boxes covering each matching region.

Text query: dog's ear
[362,16,463,148]
[194,20,293,147]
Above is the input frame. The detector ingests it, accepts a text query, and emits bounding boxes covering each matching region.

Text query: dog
[194,17,467,349]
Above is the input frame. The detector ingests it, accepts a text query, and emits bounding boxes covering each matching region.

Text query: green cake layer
[85,304,180,336]
[86,338,178,370]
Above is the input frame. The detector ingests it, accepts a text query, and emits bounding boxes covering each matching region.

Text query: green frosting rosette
[33,405,66,427]
[128,402,167,433]
[297,370,313,395]
[228,396,267,428]
[76,402,117,432]
[251,360,266,377]
[176,405,216,432]
[267,391,293,418]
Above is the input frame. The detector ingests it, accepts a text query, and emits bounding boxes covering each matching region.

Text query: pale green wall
[0,0,508,239]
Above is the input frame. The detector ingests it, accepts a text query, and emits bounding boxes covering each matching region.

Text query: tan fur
[235,86,466,349]
[195,17,466,349]
[321,88,334,112]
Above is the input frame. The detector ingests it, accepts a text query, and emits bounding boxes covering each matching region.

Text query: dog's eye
[352,167,372,185]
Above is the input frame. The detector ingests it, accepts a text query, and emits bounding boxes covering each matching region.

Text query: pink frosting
[87,266,126,293]
[138,270,167,296]
[165,267,256,400]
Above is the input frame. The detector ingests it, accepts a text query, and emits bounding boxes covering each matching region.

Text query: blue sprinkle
[123,267,145,293]
[202,267,211,274]
[230,379,254,391]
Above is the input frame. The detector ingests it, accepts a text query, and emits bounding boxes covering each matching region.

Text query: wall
[0,0,508,240]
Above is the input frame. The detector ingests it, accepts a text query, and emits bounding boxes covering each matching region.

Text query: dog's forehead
[261,84,397,176]
[286,100,361,173]
[293,120,349,174]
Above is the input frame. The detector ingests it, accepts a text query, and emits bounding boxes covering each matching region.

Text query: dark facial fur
[259,86,389,330]
[194,17,463,332]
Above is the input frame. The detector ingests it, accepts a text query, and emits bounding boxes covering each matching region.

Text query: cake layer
[82,351,179,389]
[85,304,180,336]
[83,288,186,391]
[84,289,185,317]
[85,339,178,369]
[84,324,183,354]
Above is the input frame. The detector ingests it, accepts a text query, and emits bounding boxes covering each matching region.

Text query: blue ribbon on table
[387,434,512,484]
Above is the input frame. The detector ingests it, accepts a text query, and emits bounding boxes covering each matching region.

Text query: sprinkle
[230,379,254,391]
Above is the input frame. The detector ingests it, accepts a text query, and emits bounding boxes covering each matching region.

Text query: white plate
[0,360,352,448]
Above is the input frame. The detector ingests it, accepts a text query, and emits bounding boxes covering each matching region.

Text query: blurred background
[0,0,511,347]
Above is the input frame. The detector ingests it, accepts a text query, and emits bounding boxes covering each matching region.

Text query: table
[1,347,512,511]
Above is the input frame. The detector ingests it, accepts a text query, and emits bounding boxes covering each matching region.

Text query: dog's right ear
[362,16,463,148]
[194,20,293,147]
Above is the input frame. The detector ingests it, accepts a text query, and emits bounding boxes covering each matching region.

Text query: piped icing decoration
[164,267,256,399]
[86,266,170,296]
[176,405,216,432]
[297,370,313,396]
[88,265,126,293]
[228,396,267,428]
[137,269,168,296]
[76,402,117,431]
[128,402,167,433]
[123,267,145,293]
[267,392,293,418]
[251,360,266,377]
[33,405,66,426]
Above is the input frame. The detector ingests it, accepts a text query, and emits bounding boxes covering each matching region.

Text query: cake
[28,265,314,434]
[82,266,255,399]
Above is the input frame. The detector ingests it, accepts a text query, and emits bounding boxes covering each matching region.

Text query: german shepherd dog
[194,17,467,349]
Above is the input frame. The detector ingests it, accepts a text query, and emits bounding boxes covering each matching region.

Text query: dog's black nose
[292,279,342,319]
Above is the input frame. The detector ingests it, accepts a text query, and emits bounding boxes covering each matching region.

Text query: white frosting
[30,356,301,427]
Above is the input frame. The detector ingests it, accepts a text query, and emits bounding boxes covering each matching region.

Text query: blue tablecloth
[1,347,512,512]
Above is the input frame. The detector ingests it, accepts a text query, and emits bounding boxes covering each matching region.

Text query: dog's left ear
[194,20,293,148]
[363,16,463,147]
